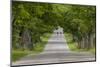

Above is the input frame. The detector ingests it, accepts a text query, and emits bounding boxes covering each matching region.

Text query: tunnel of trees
[12,1,96,50]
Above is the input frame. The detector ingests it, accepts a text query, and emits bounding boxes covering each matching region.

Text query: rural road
[12,27,95,66]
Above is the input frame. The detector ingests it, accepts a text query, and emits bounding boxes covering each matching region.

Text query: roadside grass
[33,33,51,52]
[88,48,95,54]
[64,33,79,51]
[12,33,51,62]
[64,33,95,54]
[12,50,32,61]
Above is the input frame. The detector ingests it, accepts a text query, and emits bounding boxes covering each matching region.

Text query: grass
[64,33,79,51]
[33,33,51,52]
[67,42,79,51]
[12,33,51,62]
[12,50,30,61]
[33,41,47,53]
[88,48,95,54]
[64,33,96,54]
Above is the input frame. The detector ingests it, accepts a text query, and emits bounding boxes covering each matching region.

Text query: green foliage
[12,50,29,61]
[12,1,96,51]
[33,33,51,52]
[65,33,96,53]
[12,33,51,61]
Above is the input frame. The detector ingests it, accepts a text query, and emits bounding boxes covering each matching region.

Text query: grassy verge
[64,33,80,51]
[88,48,95,54]
[33,33,51,52]
[12,50,32,61]
[64,33,95,54]
[12,33,51,61]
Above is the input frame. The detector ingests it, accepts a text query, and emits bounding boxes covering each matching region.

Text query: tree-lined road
[12,28,95,66]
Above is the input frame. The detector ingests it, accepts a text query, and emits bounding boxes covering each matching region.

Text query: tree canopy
[12,1,96,50]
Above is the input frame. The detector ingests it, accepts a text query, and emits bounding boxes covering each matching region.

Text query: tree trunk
[81,37,85,49]
[77,39,81,49]
[21,29,32,50]
[84,35,88,49]
[90,33,96,48]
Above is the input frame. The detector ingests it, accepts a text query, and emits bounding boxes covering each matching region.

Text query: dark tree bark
[21,29,32,50]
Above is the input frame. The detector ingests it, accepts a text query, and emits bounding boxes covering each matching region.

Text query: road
[12,27,95,66]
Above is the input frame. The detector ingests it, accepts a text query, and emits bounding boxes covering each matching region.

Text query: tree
[12,1,96,50]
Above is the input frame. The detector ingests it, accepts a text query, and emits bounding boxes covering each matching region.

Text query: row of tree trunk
[74,33,95,49]
[13,29,41,50]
